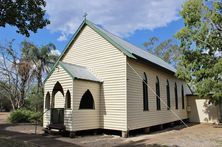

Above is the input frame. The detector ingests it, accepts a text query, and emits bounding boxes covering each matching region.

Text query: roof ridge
[44,19,176,84]
[86,19,176,72]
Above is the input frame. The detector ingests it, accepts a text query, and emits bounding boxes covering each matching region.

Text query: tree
[0,0,50,37]
[21,41,59,91]
[0,41,33,109]
[143,37,182,67]
[0,40,58,110]
[176,0,222,104]
[0,90,12,111]
[24,85,43,112]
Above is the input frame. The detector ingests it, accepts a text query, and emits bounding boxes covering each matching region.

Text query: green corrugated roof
[44,19,176,83]
[86,20,176,73]
[59,61,102,82]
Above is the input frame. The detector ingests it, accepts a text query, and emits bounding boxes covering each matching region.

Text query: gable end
[44,19,136,83]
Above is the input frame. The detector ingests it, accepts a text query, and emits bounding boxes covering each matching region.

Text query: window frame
[181,85,185,109]
[45,92,50,110]
[156,76,161,110]
[175,83,178,109]
[143,72,149,111]
[166,80,170,110]
[65,90,71,109]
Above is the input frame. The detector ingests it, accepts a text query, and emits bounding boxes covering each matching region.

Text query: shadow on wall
[189,97,200,122]
[203,99,219,123]
[100,84,106,128]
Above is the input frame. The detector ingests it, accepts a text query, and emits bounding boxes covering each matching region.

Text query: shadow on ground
[128,122,198,137]
[0,123,81,147]
[0,123,200,147]
[117,123,200,147]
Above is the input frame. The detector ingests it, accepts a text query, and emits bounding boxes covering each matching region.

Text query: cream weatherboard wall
[43,65,73,131]
[72,80,100,131]
[127,58,188,130]
[44,22,192,133]
[187,96,220,123]
[61,25,127,131]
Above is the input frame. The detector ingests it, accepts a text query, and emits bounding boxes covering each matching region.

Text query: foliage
[176,0,222,104]
[0,0,50,37]
[0,41,33,109]
[143,37,182,67]
[21,41,59,91]
[0,40,58,110]
[0,96,12,112]
[24,86,43,112]
[8,109,41,123]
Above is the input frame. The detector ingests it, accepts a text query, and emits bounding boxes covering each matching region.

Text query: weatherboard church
[43,19,221,137]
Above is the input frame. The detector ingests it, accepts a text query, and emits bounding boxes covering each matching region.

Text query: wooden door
[50,108,64,124]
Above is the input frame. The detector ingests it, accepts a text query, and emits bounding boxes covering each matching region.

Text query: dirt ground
[0,112,9,124]
[0,112,222,147]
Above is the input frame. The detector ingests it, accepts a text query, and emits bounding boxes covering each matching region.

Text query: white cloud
[50,49,61,56]
[45,0,185,39]
[57,33,68,41]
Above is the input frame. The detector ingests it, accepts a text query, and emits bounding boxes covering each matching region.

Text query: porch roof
[59,61,102,83]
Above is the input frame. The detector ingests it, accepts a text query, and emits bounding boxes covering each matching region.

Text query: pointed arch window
[156,76,161,110]
[166,80,170,110]
[143,72,148,111]
[181,85,185,109]
[51,81,64,108]
[52,81,64,96]
[175,83,178,109]
[66,90,71,109]
[45,92,50,109]
[79,90,95,109]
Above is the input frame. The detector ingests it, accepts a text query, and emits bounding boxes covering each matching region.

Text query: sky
[0,0,185,54]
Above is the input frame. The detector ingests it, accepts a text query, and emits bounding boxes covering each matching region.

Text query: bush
[8,109,42,123]
[0,97,12,112]
[24,86,43,113]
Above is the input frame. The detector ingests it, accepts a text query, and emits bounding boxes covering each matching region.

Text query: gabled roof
[59,61,102,83]
[88,21,177,73]
[44,19,176,83]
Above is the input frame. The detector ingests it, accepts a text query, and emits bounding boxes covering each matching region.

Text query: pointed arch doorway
[50,81,65,127]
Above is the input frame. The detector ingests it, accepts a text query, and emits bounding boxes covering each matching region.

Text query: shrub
[0,97,12,112]
[24,86,43,113]
[8,109,42,123]
[30,111,42,123]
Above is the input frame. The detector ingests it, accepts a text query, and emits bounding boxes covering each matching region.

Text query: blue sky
[0,0,185,53]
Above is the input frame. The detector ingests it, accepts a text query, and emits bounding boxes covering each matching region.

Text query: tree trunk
[9,96,15,111]
[37,71,42,92]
